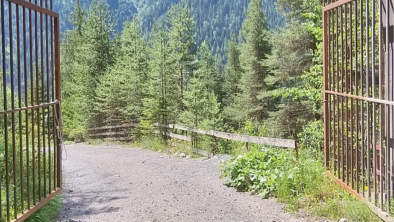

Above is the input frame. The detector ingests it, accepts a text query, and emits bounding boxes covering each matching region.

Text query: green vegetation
[221,146,380,221]
[25,196,61,222]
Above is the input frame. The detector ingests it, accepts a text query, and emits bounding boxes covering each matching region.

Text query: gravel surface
[58,144,311,222]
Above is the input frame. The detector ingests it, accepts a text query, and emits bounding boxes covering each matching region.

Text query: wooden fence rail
[88,123,298,158]
[88,124,137,142]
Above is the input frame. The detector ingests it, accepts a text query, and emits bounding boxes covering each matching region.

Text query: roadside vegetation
[25,196,61,222]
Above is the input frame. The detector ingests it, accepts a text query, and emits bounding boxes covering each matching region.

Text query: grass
[25,195,61,222]
[277,151,380,222]
[134,136,201,158]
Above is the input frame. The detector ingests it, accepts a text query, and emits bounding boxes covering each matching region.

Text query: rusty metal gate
[0,0,61,221]
[323,0,393,220]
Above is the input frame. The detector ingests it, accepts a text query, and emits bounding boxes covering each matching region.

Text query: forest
[55,0,285,57]
[62,0,323,146]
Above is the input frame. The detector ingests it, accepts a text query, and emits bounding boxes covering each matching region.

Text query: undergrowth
[134,136,199,158]
[221,121,381,222]
[221,147,380,221]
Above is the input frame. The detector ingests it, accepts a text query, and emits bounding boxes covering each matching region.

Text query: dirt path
[57,144,310,222]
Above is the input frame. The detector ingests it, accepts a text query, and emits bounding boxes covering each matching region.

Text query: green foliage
[25,195,61,222]
[297,120,323,156]
[222,148,380,221]
[227,0,271,124]
[167,0,196,110]
[221,148,295,198]
[94,17,149,126]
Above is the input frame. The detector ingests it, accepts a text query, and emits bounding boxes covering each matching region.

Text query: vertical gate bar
[29,0,38,204]
[358,0,363,195]
[366,0,370,200]
[355,0,360,192]
[23,3,31,210]
[35,0,42,202]
[333,9,337,176]
[372,0,378,204]
[328,10,334,172]
[45,0,51,196]
[1,0,7,219]
[16,2,25,213]
[50,0,56,191]
[339,6,344,181]
[379,0,384,210]
[28,1,34,208]
[385,0,391,211]
[8,1,18,218]
[342,5,351,185]
[40,0,47,198]
[346,2,354,188]
[51,18,56,192]
[350,1,354,189]
[54,15,62,188]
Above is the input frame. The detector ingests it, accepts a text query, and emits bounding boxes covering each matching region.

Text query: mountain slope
[56,0,285,57]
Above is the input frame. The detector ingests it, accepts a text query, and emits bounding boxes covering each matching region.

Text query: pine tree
[180,40,222,131]
[223,34,242,126]
[84,0,117,127]
[229,0,271,123]
[263,21,315,137]
[95,17,149,126]
[167,0,196,111]
[140,26,178,139]
[61,0,90,140]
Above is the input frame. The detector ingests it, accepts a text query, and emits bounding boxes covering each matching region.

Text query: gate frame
[1,0,62,221]
[322,0,394,221]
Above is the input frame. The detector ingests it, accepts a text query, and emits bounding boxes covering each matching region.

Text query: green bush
[221,148,295,198]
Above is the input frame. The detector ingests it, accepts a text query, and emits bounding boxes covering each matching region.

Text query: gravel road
[57,144,310,222]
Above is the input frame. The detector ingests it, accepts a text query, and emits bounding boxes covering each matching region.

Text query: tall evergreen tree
[95,17,149,126]
[223,34,242,126]
[84,0,118,127]
[228,0,271,123]
[61,0,90,140]
[140,26,178,139]
[167,0,196,111]
[180,41,222,130]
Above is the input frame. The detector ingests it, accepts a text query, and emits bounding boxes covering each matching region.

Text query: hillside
[55,0,284,56]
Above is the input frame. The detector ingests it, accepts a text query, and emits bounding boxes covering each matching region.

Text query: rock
[186,155,191,159]
[339,219,347,222]
[179,153,186,158]
[158,150,162,153]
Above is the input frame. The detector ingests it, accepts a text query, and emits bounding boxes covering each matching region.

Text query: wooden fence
[88,123,298,158]
[88,124,136,142]
[159,124,298,158]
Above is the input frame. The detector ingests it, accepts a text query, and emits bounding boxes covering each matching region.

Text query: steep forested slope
[54,0,284,56]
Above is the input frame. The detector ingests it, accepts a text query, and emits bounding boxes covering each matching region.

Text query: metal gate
[323,0,393,220]
[0,0,61,221]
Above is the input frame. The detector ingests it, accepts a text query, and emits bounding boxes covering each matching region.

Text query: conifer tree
[228,0,271,123]
[95,17,149,126]
[84,0,117,127]
[167,0,196,111]
[140,26,178,139]
[180,41,222,131]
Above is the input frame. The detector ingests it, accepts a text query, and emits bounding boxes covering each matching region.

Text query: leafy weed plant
[221,147,380,221]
